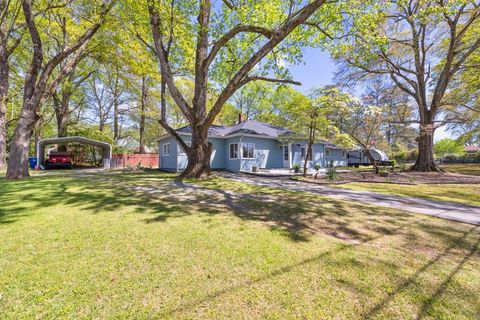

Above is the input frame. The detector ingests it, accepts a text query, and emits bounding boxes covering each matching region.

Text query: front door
[283,145,289,168]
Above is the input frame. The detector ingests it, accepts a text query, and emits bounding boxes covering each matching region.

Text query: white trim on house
[163,143,170,156]
[325,149,331,157]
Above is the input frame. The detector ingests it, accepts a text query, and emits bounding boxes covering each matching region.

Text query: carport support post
[36,140,45,167]
[103,146,112,168]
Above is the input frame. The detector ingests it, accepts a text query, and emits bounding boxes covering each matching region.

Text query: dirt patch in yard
[300,170,480,185]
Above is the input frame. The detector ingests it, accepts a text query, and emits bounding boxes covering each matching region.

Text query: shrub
[314,164,321,171]
[326,167,337,181]
[292,164,300,173]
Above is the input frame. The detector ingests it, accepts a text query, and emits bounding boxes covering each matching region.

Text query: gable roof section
[224,120,293,137]
[175,124,230,136]
[175,120,293,138]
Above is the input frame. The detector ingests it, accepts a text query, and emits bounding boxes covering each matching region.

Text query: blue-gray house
[158,120,347,172]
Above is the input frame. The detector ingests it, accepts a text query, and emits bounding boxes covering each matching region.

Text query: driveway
[218,172,480,226]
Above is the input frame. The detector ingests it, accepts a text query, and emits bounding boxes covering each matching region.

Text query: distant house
[465,145,480,154]
[158,119,347,172]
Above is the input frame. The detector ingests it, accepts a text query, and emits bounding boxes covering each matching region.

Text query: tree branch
[238,76,301,88]
[205,24,274,67]
[206,0,327,126]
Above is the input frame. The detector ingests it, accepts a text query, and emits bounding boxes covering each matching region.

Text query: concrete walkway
[219,172,480,226]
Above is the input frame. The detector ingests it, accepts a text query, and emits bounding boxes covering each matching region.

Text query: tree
[0,0,22,169]
[142,0,334,181]
[434,138,465,161]
[329,0,480,171]
[6,0,115,179]
[331,96,385,174]
[277,87,330,176]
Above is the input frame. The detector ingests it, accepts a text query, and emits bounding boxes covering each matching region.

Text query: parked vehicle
[347,148,393,167]
[45,152,73,169]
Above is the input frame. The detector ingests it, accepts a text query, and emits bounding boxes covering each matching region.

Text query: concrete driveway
[218,172,480,226]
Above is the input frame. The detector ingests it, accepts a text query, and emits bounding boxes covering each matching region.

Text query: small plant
[379,170,390,177]
[292,163,300,173]
[326,167,337,181]
[314,164,321,171]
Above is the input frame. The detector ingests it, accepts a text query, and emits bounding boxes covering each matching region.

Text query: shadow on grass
[1,171,479,317]
[0,170,475,246]
[363,225,480,319]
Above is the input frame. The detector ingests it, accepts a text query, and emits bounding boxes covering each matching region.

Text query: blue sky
[288,47,451,141]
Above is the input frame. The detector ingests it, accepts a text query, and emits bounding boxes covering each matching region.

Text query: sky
[288,47,452,141]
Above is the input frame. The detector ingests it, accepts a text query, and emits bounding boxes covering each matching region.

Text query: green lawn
[440,163,480,176]
[1,171,479,319]
[335,183,480,207]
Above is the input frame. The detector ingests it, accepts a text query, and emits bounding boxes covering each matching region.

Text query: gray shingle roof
[175,120,292,138]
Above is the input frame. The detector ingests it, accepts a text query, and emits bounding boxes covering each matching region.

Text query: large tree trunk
[176,126,212,182]
[411,123,441,171]
[6,100,38,179]
[139,76,147,154]
[0,61,8,170]
[56,110,69,137]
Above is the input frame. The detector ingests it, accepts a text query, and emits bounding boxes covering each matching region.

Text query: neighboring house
[465,145,480,154]
[158,119,347,172]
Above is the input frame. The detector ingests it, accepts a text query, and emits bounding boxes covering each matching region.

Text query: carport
[37,136,112,168]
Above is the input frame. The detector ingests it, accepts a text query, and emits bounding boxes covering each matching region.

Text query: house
[465,145,480,154]
[158,119,347,172]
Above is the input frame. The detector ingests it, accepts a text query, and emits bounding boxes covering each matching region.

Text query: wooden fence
[110,154,159,169]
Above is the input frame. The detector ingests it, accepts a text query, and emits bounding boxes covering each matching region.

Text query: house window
[242,143,255,159]
[342,150,347,158]
[283,146,289,161]
[229,143,239,159]
[178,141,191,155]
[163,143,170,156]
[325,149,331,158]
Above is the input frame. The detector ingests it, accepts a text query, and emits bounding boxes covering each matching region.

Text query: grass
[440,163,480,176]
[335,183,480,207]
[1,170,479,319]
[333,163,480,207]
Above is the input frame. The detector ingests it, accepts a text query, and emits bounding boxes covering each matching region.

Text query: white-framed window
[300,147,305,160]
[242,143,255,159]
[342,150,347,158]
[283,146,289,161]
[325,149,331,158]
[178,141,191,155]
[163,143,170,156]
[229,143,239,159]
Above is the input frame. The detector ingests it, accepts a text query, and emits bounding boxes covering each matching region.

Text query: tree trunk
[6,100,38,179]
[113,99,119,142]
[139,76,147,154]
[176,126,212,182]
[56,110,69,137]
[0,60,8,170]
[412,123,442,171]
[303,123,314,177]
[364,148,380,174]
[53,90,71,152]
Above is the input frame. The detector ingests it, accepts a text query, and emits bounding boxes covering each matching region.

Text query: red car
[45,152,73,169]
